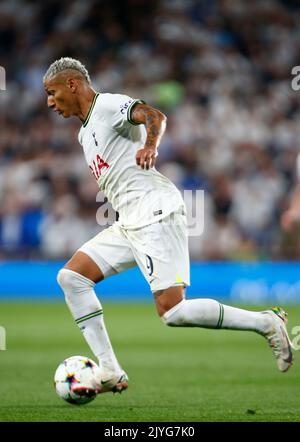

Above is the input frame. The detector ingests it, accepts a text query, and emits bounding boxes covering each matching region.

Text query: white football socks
[162,298,271,334]
[57,268,122,375]
[57,268,271,374]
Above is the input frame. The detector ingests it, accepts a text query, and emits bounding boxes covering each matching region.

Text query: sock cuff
[161,299,186,324]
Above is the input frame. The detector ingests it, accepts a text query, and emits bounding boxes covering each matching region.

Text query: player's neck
[77,87,97,123]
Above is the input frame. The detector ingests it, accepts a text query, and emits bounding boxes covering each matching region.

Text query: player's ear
[66,77,77,92]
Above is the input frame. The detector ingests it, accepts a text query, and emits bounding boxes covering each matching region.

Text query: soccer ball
[54,355,102,405]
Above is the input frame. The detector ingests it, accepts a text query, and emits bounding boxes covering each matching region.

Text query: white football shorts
[78,210,190,292]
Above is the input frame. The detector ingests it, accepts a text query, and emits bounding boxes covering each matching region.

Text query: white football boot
[71,370,128,396]
[96,370,129,394]
[262,307,294,372]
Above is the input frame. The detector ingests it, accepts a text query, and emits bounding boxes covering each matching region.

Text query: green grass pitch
[0,302,299,422]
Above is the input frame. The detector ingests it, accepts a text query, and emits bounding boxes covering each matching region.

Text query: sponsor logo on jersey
[89,154,110,180]
[120,99,133,114]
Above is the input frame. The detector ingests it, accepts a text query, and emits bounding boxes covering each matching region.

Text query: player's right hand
[136,147,157,170]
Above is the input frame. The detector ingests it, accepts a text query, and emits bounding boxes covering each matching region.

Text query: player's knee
[161,299,187,327]
[57,268,75,292]
[57,268,95,294]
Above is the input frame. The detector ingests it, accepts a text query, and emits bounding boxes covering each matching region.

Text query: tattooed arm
[131,103,167,170]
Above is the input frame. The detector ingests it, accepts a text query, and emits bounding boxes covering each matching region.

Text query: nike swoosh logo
[101,380,110,385]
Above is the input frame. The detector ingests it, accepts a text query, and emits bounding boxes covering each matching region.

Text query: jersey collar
[82,92,100,128]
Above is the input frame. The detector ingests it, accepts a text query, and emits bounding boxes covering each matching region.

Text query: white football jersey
[78,92,185,229]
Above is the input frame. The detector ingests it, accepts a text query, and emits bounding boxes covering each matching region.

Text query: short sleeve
[98,93,145,128]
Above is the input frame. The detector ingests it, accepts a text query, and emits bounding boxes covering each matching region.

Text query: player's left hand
[136,147,157,170]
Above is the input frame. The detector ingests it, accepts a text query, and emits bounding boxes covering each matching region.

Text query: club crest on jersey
[120,99,133,115]
[89,154,110,180]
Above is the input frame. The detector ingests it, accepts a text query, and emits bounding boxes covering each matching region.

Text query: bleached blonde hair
[43,57,91,84]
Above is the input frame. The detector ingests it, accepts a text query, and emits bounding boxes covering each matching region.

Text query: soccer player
[44,58,293,395]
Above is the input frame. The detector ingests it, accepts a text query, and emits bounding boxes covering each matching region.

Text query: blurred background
[1,0,300,301]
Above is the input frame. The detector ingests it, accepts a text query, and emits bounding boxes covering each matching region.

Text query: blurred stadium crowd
[1,0,300,261]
